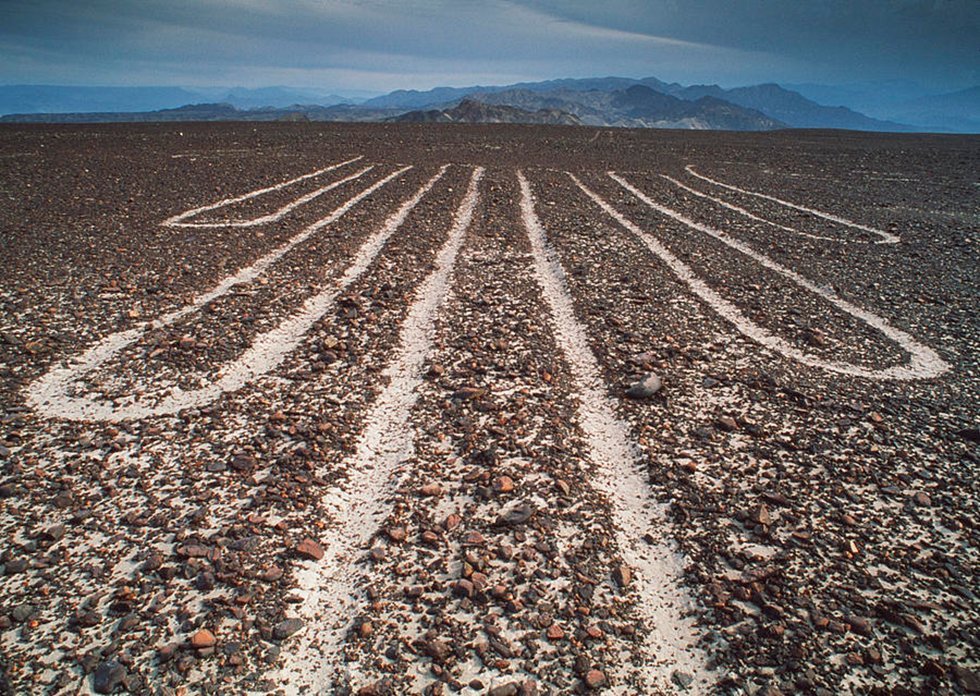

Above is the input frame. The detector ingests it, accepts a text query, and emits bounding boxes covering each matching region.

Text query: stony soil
[0,122,977,695]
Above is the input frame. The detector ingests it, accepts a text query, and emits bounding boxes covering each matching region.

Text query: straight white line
[518,171,710,694]
[661,174,839,243]
[163,155,364,227]
[685,165,899,244]
[279,167,484,693]
[600,172,948,380]
[27,166,413,422]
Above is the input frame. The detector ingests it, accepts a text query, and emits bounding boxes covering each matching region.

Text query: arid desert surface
[0,123,977,694]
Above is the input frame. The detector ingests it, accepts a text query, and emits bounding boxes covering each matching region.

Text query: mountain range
[1,76,976,133]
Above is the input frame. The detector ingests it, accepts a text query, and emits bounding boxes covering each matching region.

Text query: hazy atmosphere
[3,0,978,93]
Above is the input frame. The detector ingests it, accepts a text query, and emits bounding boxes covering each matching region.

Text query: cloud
[0,0,976,90]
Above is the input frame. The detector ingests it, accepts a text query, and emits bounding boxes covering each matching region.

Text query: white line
[163,155,363,227]
[27,166,414,422]
[685,165,899,244]
[598,172,947,380]
[278,167,484,693]
[661,175,840,243]
[518,171,710,694]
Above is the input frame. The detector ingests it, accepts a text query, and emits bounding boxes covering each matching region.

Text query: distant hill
[781,80,980,133]
[882,86,980,133]
[390,98,582,125]
[453,85,782,130]
[672,83,909,131]
[6,75,970,132]
[0,102,402,123]
[0,85,355,116]
[364,77,909,132]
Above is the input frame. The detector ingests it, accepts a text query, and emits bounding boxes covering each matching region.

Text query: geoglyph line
[518,171,710,694]
[661,174,841,243]
[685,165,899,244]
[163,155,364,227]
[27,165,414,422]
[590,172,947,380]
[279,167,484,693]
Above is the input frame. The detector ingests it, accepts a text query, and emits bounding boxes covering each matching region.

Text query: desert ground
[0,123,977,694]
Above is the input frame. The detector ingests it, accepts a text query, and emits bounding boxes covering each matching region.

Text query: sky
[2,0,978,94]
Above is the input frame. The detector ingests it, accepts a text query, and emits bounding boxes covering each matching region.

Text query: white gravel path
[163,156,364,227]
[519,171,711,694]
[278,166,484,694]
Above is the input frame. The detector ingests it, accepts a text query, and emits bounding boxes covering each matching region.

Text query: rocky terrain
[2,75,927,132]
[0,122,977,695]
[391,99,582,126]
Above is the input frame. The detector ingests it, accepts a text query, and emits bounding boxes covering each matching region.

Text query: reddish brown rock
[190,629,216,649]
[295,538,324,561]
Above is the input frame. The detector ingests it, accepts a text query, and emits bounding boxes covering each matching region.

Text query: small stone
[626,372,662,399]
[612,563,632,588]
[847,616,873,636]
[495,503,534,527]
[424,639,451,662]
[5,558,28,575]
[761,491,791,507]
[386,526,407,543]
[717,416,739,432]
[912,491,932,507]
[546,625,564,641]
[751,504,772,526]
[453,386,486,401]
[93,660,127,694]
[493,476,515,494]
[10,604,34,623]
[295,538,324,560]
[672,670,694,688]
[230,453,257,472]
[488,683,520,696]
[584,669,606,689]
[40,524,66,542]
[158,643,179,662]
[259,565,284,582]
[463,531,485,545]
[75,610,100,628]
[953,665,980,693]
[453,579,474,598]
[273,618,305,640]
[190,629,216,649]
[443,513,462,531]
[359,621,373,638]
[419,483,443,497]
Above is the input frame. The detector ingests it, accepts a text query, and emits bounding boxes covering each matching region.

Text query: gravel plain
[0,123,977,695]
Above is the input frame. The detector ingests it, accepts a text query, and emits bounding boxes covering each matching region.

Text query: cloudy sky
[2,0,977,93]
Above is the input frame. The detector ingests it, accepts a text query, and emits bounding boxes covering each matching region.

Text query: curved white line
[585,173,946,380]
[163,155,364,227]
[280,167,484,693]
[662,175,839,243]
[27,165,414,422]
[685,165,899,244]
[519,172,710,693]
